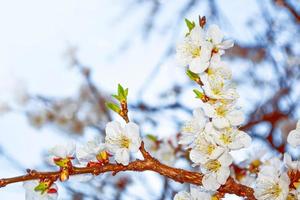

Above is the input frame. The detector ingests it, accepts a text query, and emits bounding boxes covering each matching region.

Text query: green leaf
[106,102,121,113]
[185,18,195,32]
[117,84,127,101]
[193,89,204,99]
[124,88,129,98]
[146,134,158,142]
[34,182,48,194]
[186,69,200,81]
[112,94,122,101]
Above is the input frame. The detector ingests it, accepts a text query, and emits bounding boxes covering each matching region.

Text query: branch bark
[0,143,256,200]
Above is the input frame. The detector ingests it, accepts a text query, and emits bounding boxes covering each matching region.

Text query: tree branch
[0,142,255,200]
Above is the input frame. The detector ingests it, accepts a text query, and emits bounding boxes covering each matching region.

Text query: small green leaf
[117,84,127,101]
[186,69,200,81]
[193,89,204,99]
[106,102,121,113]
[185,18,195,32]
[124,88,129,98]
[146,134,158,142]
[34,182,48,194]
[112,94,122,101]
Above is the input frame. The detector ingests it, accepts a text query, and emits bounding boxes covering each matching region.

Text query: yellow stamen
[120,136,130,148]
[205,160,221,172]
[191,47,201,58]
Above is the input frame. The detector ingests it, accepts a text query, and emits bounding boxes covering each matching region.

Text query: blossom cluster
[14,17,300,200]
[23,120,142,200]
[175,19,252,197]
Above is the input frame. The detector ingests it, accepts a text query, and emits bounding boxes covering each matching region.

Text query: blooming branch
[0,142,255,199]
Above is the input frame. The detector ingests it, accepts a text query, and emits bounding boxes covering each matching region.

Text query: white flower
[174,187,213,200]
[206,55,232,81]
[200,100,244,129]
[287,120,300,148]
[48,143,75,166]
[206,24,234,55]
[176,26,213,73]
[239,174,256,187]
[283,153,300,170]
[156,141,176,166]
[23,181,58,200]
[76,137,107,165]
[105,121,141,165]
[189,130,225,165]
[201,152,232,190]
[254,167,289,200]
[144,137,176,166]
[201,75,238,100]
[179,108,206,146]
[207,123,251,150]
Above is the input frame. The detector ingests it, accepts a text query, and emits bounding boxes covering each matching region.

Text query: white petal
[115,148,130,165]
[229,131,251,150]
[179,132,196,145]
[218,152,233,166]
[125,122,140,139]
[193,108,206,128]
[202,173,220,190]
[199,102,215,118]
[125,122,141,152]
[219,39,234,49]
[227,110,244,126]
[174,191,191,200]
[296,120,300,129]
[190,26,205,45]
[49,145,68,158]
[212,117,229,129]
[210,146,225,159]
[105,121,122,138]
[287,129,300,147]
[189,149,207,164]
[207,24,223,44]
[189,58,209,74]
[216,167,230,184]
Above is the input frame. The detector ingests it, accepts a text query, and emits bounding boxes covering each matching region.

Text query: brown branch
[274,0,300,23]
[0,143,256,200]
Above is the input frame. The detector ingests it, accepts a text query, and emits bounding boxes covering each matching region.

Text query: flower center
[265,184,282,198]
[205,160,221,172]
[215,105,227,117]
[191,47,201,58]
[120,136,130,148]
[206,144,216,155]
[220,133,232,145]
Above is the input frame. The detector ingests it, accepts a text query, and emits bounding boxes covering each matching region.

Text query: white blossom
[176,26,213,73]
[76,137,107,165]
[206,24,234,55]
[287,119,300,148]
[47,143,75,166]
[179,108,206,146]
[189,130,225,165]
[254,162,289,200]
[174,187,213,200]
[201,152,232,190]
[201,75,238,100]
[200,100,244,129]
[283,153,300,170]
[105,121,141,165]
[207,123,251,150]
[23,181,58,200]
[205,55,232,81]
